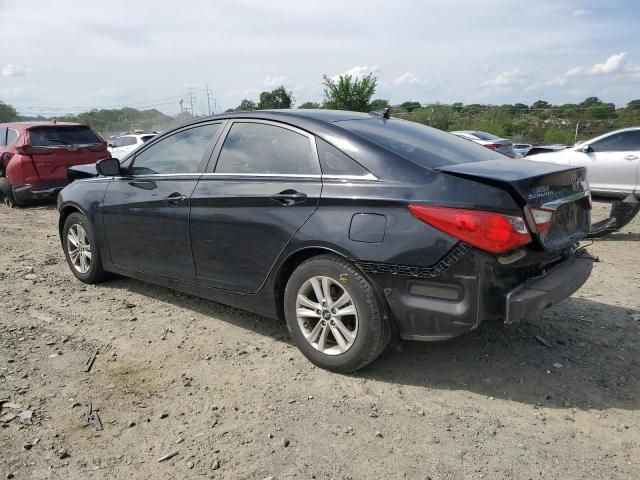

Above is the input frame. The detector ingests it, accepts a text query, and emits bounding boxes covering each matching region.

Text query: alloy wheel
[295,276,358,355]
[67,224,92,274]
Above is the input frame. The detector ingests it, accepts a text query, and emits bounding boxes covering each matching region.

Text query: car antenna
[370,107,391,119]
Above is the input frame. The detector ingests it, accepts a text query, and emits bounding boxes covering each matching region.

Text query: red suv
[0,122,110,207]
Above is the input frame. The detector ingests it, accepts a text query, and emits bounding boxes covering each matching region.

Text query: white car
[527,127,640,198]
[107,133,156,159]
[450,130,515,158]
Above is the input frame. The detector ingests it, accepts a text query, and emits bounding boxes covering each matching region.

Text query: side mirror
[579,144,593,153]
[108,143,113,148]
[96,158,121,176]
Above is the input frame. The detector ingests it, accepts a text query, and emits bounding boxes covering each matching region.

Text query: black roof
[264,109,371,123]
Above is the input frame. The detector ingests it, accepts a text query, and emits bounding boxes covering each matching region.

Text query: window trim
[206,119,321,176]
[119,121,226,177]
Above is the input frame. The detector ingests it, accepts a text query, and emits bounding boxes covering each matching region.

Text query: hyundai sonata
[58,110,594,372]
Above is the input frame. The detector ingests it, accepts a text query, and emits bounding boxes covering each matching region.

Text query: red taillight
[409,205,532,253]
[483,143,502,149]
[16,145,55,155]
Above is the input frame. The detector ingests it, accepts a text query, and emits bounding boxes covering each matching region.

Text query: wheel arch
[272,245,393,330]
[272,246,351,321]
[58,203,87,243]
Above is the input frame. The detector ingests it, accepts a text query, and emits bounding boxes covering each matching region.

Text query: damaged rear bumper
[505,254,594,324]
[365,247,595,341]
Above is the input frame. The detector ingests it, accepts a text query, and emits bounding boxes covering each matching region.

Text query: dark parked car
[0,121,110,207]
[57,110,594,372]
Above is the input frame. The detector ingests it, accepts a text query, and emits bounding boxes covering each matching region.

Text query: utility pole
[187,88,195,117]
[205,84,213,116]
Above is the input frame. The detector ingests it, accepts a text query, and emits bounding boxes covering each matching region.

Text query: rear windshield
[141,135,156,143]
[29,126,101,146]
[471,131,500,141]
[339,118,499,168]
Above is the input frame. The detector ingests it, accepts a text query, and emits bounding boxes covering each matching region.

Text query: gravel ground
[0,202,638,480]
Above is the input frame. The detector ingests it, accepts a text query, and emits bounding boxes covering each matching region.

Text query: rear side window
[215,122,318,175]
[29,126,101,146]
[130,123,219,175]
[590,131,640,152]
[316,138,371,177]
[340,119,498,168]
[6,128,18,145]
[0,127,6,147]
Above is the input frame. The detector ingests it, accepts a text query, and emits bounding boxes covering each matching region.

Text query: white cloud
[571,9,590,16]
[330,65,380,82]
[589,52,626,74]
[544,77,567,87]
[2,64,30,77]
[567,52,627,77]
[565,66,583,76]
[393,71,421,85]
[263,75,290,88]
[482,69,528,86]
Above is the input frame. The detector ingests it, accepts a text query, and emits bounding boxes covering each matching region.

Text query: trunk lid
[26,126,109,181]
[437,159,591,251]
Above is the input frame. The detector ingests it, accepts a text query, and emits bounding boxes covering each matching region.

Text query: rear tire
[284,254,390,372]
[62,212,109,284]
[0,178,16,208]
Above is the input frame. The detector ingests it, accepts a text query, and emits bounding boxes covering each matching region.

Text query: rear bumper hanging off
[505,254,594,324]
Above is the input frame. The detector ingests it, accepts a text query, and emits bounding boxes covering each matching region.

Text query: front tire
[62,212,108,284]
[284,254,390,372]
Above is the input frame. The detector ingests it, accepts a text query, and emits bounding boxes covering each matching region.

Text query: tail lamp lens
[408,205,532,253]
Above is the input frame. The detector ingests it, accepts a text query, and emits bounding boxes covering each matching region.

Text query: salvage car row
[0,112,637,371]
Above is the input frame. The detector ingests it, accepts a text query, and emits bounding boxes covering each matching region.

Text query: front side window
[215,122,318,175]
[112,137,125,147]
[129,124,220,175]
[590,131,640,152]
[0,127,6,147]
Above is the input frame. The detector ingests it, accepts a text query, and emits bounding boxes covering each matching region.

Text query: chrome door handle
[164,193,187,206]
[624,155,638,160]
[271,190,307,206]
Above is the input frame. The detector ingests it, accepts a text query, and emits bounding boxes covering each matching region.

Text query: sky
[1,0,639,116]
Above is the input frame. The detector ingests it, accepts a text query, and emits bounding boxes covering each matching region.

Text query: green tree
[298,101,320,109]
[627,99,640,110]
[579,96,602,108]
[369,99,389,111]
[531,100,551,110]
[257,86,294,110]
[0,101,18,122]
[322,73,377,112]
[400,101,422,112]
[235,99,258,111]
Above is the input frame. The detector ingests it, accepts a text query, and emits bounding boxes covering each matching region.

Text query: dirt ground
[0,201,638,480]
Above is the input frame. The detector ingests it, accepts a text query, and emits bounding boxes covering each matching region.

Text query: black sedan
[57,110,594,372]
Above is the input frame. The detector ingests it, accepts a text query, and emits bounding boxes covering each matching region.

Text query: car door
[571,130,640,194]
[101,122,224,281]
[190,120,322,293]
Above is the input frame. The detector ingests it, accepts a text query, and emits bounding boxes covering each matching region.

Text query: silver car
[450,130,515,158]
[527,127,640,198]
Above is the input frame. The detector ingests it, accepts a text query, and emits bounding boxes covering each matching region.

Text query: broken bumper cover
[13,180,68,203]
[505,254,594,324]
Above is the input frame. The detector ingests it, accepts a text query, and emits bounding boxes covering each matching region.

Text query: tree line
[2,71,639,144]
